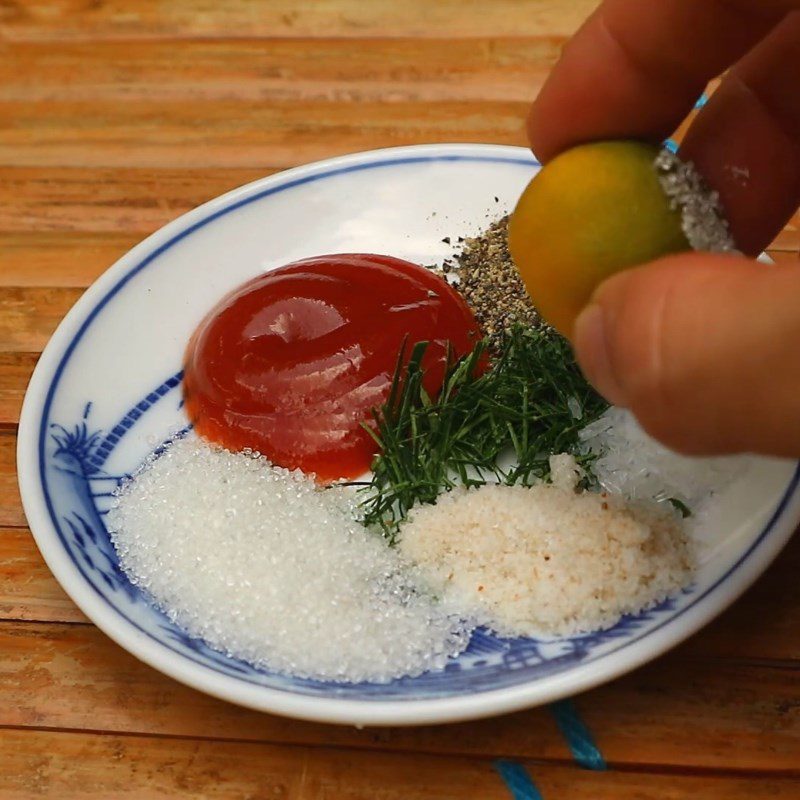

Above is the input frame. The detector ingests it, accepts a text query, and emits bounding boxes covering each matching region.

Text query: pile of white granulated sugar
[107,436,470,683]
[398,455,692,638]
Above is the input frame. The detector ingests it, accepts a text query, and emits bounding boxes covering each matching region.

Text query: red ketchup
[183,254,481,481]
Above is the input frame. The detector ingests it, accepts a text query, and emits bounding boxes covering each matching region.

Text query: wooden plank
[0,167,270,235]
[1,619,798,771]
[0,1,598,42]
[771,213,800,253]
[0,99,530,169]
[0,237,793,311]
[0,620,564,761]
[0,529,85,622]
[1,728,799,800]
[0,287,83,353]
[0,211,790,316]
[0,438,25,528]
[0,38,559,104]
[681,531,800,661]
[0,353,36,426]
[2,728,499,800]
[0,232,142,288]
[768,250,799,265]
[584,657,800,772]
[1,173,797,253]
[0,184,793,277]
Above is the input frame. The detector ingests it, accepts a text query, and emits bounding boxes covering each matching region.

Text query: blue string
[549,700,607,771]
[493,760,544,800]
[694,92,709,110]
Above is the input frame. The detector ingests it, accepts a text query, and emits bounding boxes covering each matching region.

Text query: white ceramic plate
[17,144,800,726]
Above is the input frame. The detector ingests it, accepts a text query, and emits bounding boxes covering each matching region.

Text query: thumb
[572,252,800,457]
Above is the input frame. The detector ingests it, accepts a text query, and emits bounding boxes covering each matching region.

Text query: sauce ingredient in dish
[183,254,481,481]
[360,325,608,540]
[431,215,542,347]
[398,456,691,638]
[579,406,747,539]
[108,437,471,683]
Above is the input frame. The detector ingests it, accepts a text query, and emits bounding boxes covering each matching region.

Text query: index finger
[528,0,793,162]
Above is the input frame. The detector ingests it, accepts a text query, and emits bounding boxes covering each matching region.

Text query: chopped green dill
[359,325,608,542]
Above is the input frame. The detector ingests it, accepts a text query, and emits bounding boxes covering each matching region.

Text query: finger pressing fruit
[508,140,735,335]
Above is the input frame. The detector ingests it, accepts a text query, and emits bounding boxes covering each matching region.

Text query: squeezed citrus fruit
[508,141,689,335]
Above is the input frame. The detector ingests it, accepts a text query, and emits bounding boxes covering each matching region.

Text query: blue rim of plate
[28,147,800,707]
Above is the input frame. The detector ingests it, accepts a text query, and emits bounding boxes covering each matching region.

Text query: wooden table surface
[2,2,799,797]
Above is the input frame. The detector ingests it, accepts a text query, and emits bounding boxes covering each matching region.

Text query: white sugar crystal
[107,437,470,683]
[579,407,746,511]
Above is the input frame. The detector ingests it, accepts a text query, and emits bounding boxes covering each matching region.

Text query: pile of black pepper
[432,215,542,346]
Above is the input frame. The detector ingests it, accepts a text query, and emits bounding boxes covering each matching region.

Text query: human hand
[528,0,800,456]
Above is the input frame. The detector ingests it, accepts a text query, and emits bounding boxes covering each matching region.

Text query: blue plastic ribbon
[493,760,544,800]
[549,699,607,771]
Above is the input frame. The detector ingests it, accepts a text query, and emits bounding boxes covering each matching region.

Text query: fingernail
[573,304,626,406]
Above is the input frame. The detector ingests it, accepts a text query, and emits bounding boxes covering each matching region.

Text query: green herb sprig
[359,325,608,541]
